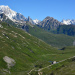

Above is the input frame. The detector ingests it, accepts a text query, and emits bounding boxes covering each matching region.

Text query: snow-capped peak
[0,5,9,8]
[62,19,75,25]
[33,19,41,24]
[0,5,27,21]
[0,5,17,20]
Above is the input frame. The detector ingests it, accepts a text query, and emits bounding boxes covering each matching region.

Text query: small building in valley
[52,61,56,64]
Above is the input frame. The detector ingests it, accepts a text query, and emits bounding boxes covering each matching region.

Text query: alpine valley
[0,5,75,75]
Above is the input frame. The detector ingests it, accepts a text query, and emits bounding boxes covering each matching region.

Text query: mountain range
[1,5,75,26]
[0,5,40,25]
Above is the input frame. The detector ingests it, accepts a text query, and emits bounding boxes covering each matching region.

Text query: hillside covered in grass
[0,22,75,75]
[39,55,75,75]
[30,46,75,75]
[0,22,63,75]
[22,22,75,48]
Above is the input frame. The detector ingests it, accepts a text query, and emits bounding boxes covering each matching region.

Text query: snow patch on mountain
[0,5,17,20]
[33,19,41,24]
[0,5,26,21]
[62,19,75,25]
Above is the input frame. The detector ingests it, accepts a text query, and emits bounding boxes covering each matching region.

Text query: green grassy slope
[0,22,62,75]
[41,54,75,75]
[0,22,75,75]
[30,46,75,75]
[23,23,75,48]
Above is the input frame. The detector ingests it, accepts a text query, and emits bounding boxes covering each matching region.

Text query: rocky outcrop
[3,56,16,69]
[27,16,35,25]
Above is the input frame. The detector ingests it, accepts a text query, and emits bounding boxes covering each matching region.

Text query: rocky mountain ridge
[0,5,40,25]
[37,16,64,30]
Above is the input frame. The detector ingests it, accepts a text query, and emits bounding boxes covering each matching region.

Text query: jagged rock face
[0,13,18,27]
[0,13,8,21]
[27,16,35,25]
[0,13,26,26]
[38,16,63,30]
[27,16,41,25]
[22,25,29,32]
[13,13,27,21]
[0,13,6,19]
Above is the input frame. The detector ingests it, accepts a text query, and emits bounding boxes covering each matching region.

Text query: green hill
[22,22,75,48]
[32,57,75,75]
[30,46,75,75]
[0,22,75,75]
[51,25,75,36]
[0,22,62,75]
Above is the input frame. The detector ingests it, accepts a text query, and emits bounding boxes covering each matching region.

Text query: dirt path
[27,56,75,75]
[27,69,35,75]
